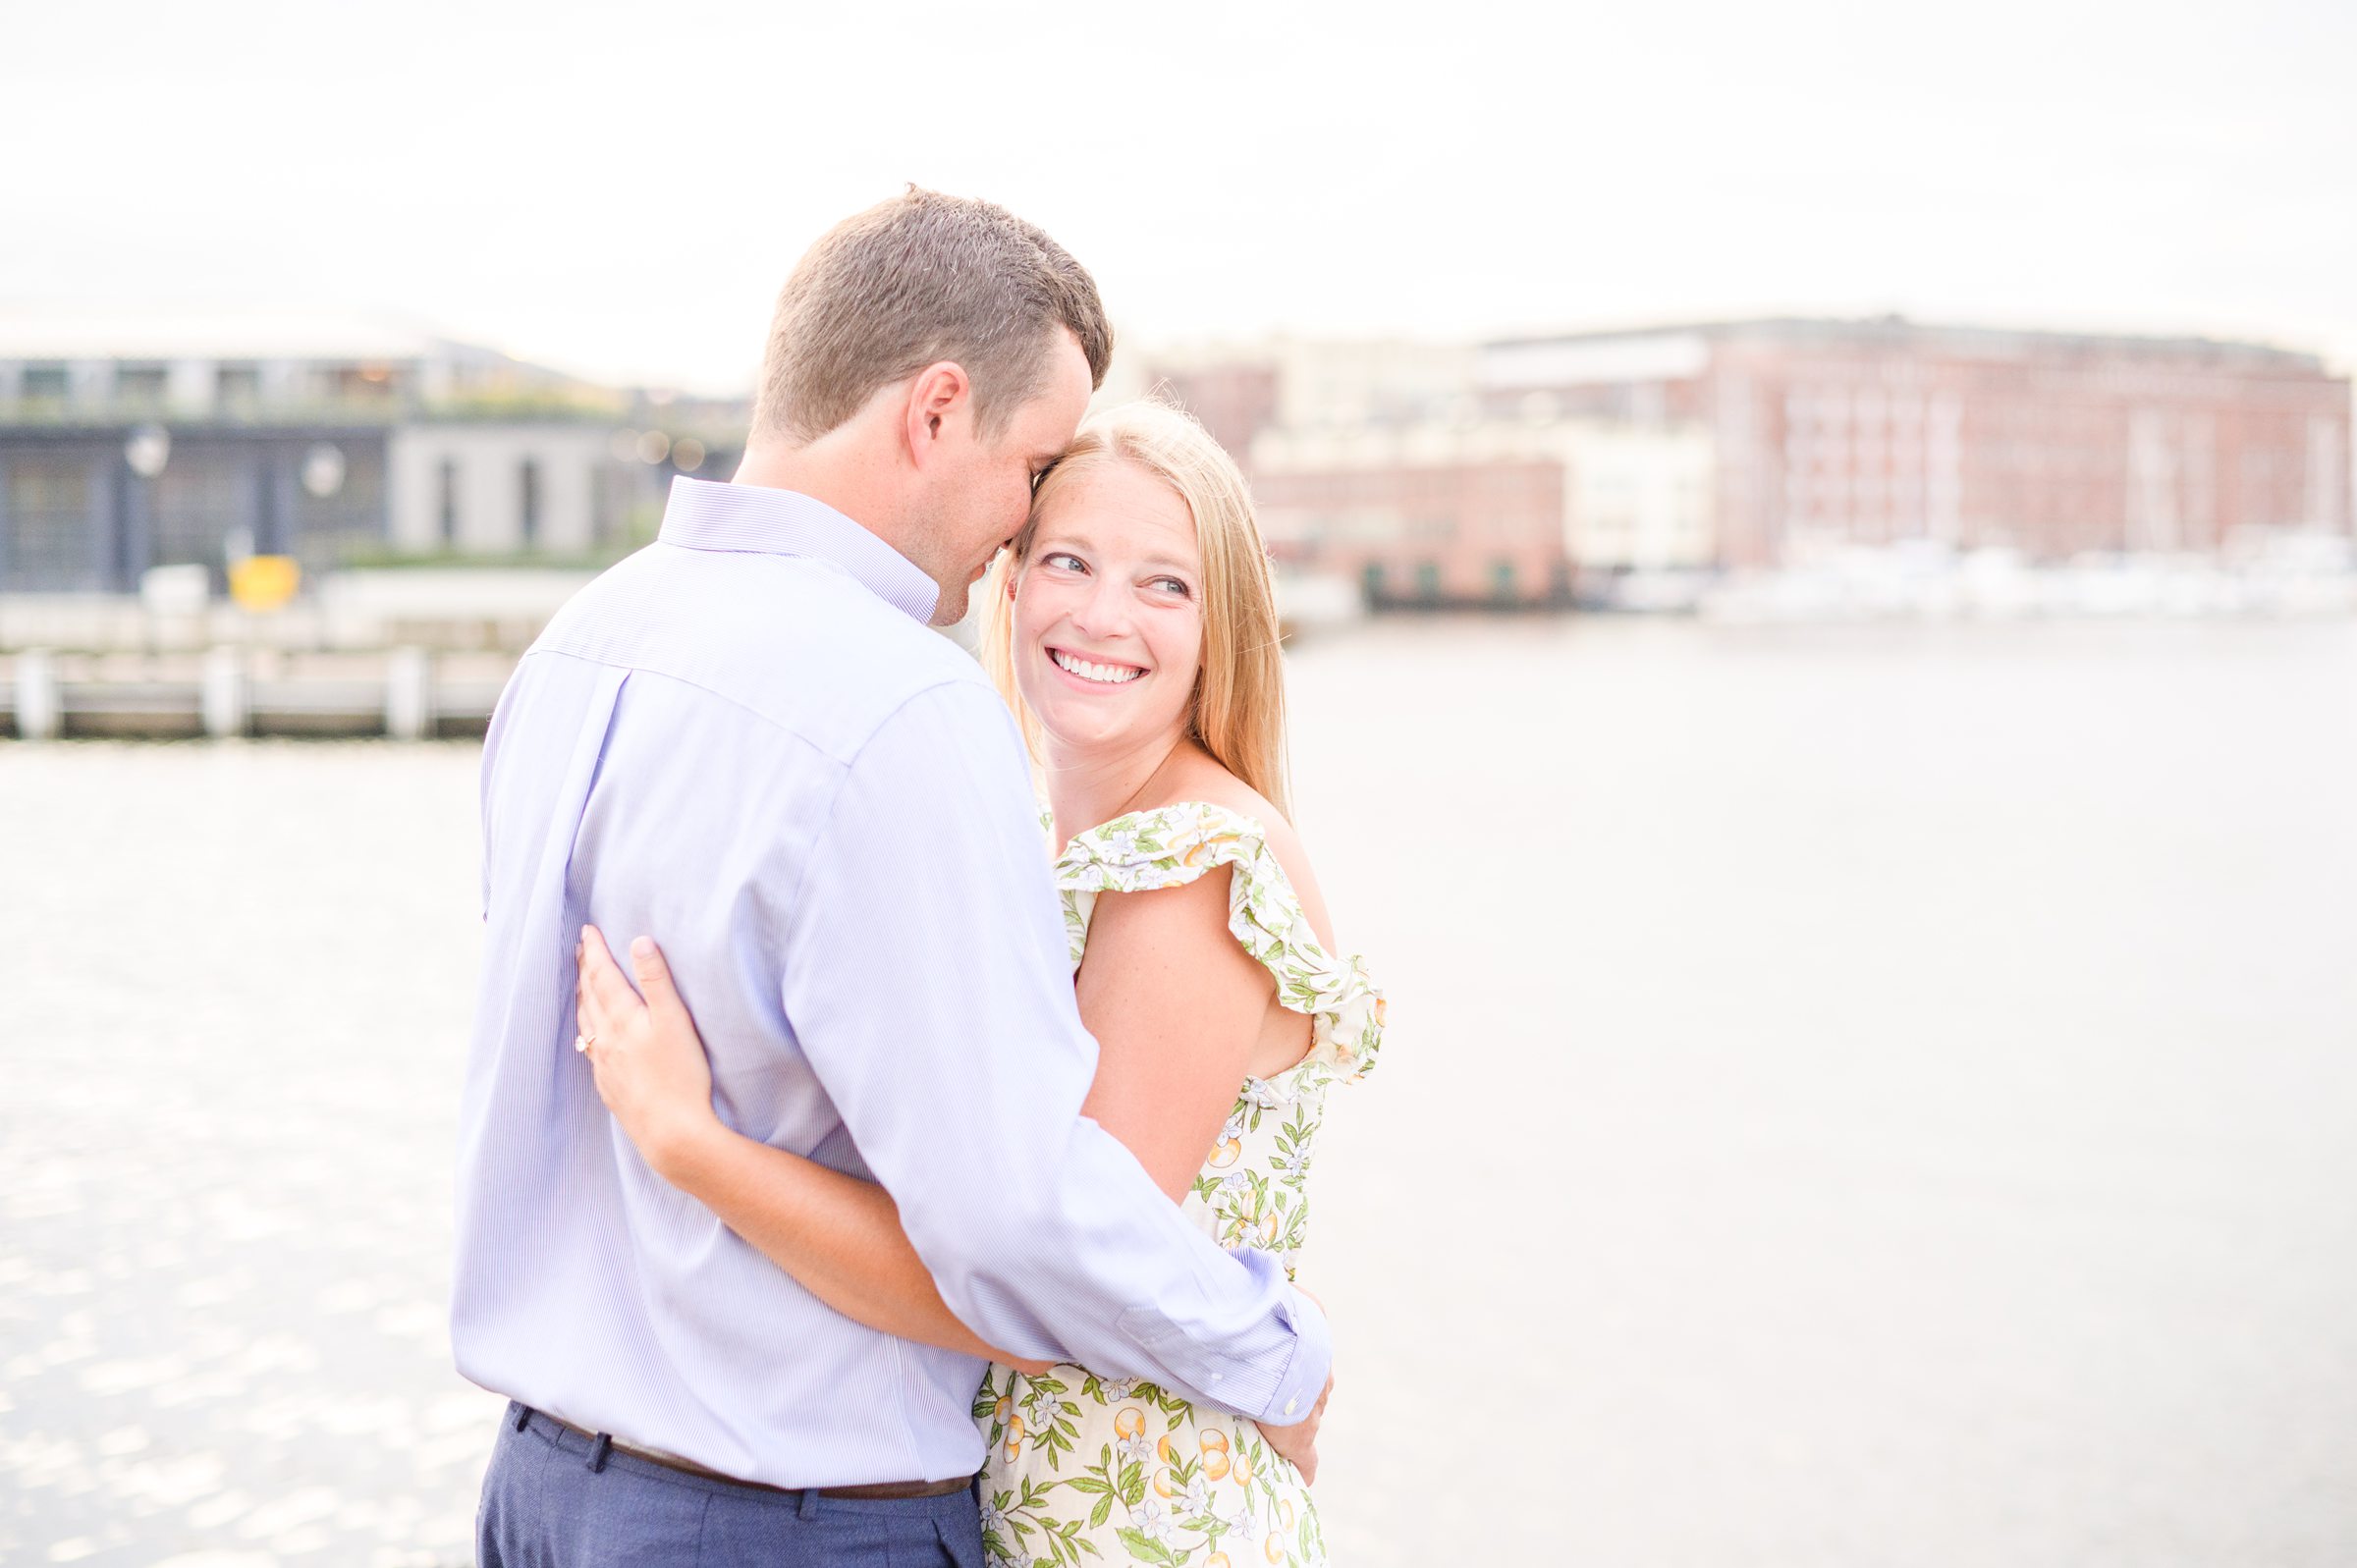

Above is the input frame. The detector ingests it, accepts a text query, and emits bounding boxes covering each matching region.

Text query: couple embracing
[452,189,1386,1568]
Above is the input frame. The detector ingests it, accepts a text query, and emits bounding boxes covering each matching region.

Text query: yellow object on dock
[230,556,301,611]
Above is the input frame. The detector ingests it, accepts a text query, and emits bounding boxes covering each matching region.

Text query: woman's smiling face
[1012,457,1205,757]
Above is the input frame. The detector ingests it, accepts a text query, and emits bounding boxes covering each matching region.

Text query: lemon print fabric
[973,801,1386,1568]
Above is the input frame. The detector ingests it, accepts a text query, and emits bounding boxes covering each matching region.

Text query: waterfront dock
[1,647,513,740]
[0,569,578,740]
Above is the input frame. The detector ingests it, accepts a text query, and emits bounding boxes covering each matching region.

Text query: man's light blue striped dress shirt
[451,476,1331,1487]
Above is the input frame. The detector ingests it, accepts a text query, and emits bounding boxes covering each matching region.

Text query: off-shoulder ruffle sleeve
[1056,801,1385,1085]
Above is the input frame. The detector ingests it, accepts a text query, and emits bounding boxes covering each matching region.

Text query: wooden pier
[1,647,514,740]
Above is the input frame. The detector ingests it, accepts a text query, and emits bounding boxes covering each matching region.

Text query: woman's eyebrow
[1033,531,1195,575]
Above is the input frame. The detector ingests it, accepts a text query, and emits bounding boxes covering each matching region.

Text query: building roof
[1484,315,2330,373]
[0,310,516,366]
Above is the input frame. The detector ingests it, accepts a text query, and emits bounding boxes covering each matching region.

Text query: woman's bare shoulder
[1145,752,1336,948]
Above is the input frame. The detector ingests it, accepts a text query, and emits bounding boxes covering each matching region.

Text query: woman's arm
[1068,868,1276,1199]
[574,927,1048,1372]
[667,1120,1044,1369]
[579,898,1332,1474]
[575,868,1278,1347]
[1067,872,1339,1483]
[578,892,1330,1473]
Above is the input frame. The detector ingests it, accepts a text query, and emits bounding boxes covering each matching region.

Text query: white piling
[385,646,436,741]
[14,647,61,740]
[200,646,248,738]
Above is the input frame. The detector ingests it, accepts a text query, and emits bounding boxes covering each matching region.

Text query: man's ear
[903,361,971,469]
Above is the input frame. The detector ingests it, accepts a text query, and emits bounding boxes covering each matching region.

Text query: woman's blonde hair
[980,398,1290,815]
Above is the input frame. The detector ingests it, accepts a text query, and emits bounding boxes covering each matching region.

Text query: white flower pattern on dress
[973,802,1385,1568]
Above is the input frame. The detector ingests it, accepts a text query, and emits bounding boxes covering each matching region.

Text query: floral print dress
[972,801,1386,1568]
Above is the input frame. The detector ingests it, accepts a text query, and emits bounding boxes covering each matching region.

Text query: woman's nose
[1069,576,1132,638]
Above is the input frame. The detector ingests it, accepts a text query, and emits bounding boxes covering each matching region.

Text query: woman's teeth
[1051,649,1144,684]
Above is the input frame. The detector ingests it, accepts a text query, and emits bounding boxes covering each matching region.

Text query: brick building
[1140,319,2351,609]
[1138,339,1590,607]
[1251,421,1711,607]
[1482,318,2353,568]
[1145,361,1281,462]
[1130,338,1476,458]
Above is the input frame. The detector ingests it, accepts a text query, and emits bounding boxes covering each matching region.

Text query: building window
[21,364,69,405]
[117,364,169,408]
[1360,561,1386,603]
[439,460,459,547]
[333,365,399,402]
[216,365,261,413]
[1492,560,1517,602]
[3,457,100,589]
[151,451,250,575]
[519,459,541,550]
[288,441,385,567]
[1415,561,1442,600]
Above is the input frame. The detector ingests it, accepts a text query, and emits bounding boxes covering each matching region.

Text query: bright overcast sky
[6,0,2351,394]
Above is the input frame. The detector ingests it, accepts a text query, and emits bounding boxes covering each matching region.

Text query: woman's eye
[1044,552,1085,572]
[1151,577,1192,597]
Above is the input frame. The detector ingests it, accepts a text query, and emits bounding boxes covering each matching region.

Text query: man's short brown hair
[752,187,1113,445]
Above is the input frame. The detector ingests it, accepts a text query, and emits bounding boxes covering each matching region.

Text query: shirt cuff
[1257,1276,1333,1426]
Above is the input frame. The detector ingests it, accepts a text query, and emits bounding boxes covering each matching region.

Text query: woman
[573,400,1385,1568]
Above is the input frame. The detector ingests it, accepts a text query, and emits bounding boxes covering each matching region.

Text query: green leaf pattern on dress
[972,802,1385,1568]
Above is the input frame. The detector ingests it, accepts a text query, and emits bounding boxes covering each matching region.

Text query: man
[453,189,1330,1566]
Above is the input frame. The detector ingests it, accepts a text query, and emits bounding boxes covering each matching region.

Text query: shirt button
[1209,1374,1223,1383]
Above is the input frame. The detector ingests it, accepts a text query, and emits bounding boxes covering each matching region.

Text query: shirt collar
[656,475,941,623]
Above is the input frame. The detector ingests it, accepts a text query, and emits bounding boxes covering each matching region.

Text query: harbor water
[5,617,2354,1566]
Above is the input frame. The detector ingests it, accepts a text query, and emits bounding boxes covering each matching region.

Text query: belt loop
[587,1433,613,1474]
[513,1404,531,1433]
[796,1485,822,1521]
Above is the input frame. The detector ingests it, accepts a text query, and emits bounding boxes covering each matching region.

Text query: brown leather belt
[524,1408,974,1500]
